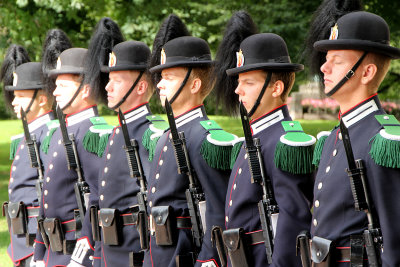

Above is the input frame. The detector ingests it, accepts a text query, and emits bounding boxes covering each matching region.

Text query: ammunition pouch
[90,206,101,242]
[211,226,227,267]
[296,230,311,267]
[43,218,64,253]
[137,210,149,250]
[129,251,144,267]
[37,217,50,248]
[222,228,250,267]
[99,208,120,245]
[26,233,35,247]
[8,201,28,235]
[151,206,174,246]
[175,252,195,267]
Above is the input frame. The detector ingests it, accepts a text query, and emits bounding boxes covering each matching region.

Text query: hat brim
[5,84,43,91]
[48,66,84,78]
[226,63,304,76]
[314,39,400,59]
[149,60,213,73]
[101,64,148,73]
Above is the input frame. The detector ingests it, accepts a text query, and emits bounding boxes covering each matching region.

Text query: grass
[0,116,337,266]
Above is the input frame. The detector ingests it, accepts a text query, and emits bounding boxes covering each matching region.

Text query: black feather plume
[0,45,30,109]
[41,29,72,98]
[213,10,258,116]
[150,14,190,86]
[304,0,363,84]
[83,17,124,103]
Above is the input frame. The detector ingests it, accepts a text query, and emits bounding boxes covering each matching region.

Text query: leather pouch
[43,218,64,252]
[129,251,144,267]
[152,206,174,246]
[311,236,333,266]
[99,208,120,245]
[8,201,27,235]
[90,206,101,242]
[137,210,149,250]
[222,228,249,267]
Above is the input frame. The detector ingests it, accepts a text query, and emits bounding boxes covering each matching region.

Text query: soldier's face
[105,70,140,110]
[54,74,81,110]
[157,67,188,107]
[11,89,36,119]
[320,50,363,95]
[235,70,267,112]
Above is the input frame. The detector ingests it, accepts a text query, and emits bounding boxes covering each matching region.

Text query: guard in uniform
[96,40,158,266]
[303,1,400,266]
[213,11,314,267]
[143,14,239,267]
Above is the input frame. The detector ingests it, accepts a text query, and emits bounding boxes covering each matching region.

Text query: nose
[157,79,165,91]
[320,60,330,74]
[105,81,112,92]
[235,84,243,96]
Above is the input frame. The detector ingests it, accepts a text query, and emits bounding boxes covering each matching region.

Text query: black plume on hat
[41,29,72,97]
[0,44,31,109]
[83,17,124,104]
[304,0,362,83]
[150,14,190,85]
[213,10,258,116]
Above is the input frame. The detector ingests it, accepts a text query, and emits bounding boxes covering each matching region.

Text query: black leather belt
[61,219,77,232]
[26,206,39,217]
[244,230,264,245]
[176,217,192,229]
[121,213,137,226]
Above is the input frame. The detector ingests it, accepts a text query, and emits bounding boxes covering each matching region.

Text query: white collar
[28,113,52,132]
[66,106,96,126]
[251,109,284,135]
[176,106,204,128]
[341,98,379,128]
[124,105,149,124]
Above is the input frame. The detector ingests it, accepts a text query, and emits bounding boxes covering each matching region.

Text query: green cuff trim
[312,131,331,167]
[230,139,244,169]
[83,117,114,157]
[40,120,59,154]
[10,134,23,160]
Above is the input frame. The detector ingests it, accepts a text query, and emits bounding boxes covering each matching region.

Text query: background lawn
[0,116,337,266]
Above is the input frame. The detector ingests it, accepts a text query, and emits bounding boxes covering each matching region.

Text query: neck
[252,98,285,119]
[118,97,149,113]
[171,98,203,117]
[335,87,373,113]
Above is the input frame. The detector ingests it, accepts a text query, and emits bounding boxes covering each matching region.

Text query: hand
[201,261,217,267]
[33,260,45,267]
[70,237,92,264]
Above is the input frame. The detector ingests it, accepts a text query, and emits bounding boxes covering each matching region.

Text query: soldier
[213,11,315,267]
[302,0,400,266]
[143,14,239,267]
[95,40,159,266]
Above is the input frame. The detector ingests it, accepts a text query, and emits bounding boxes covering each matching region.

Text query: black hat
[5,62,43,91]
[150,36,213,73]
[101,41,150,72]
[314,11,400,59]
[48,48,87,78]
[227,33,303,76]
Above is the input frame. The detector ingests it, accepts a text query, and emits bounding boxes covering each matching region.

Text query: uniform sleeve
[367,159,400,267]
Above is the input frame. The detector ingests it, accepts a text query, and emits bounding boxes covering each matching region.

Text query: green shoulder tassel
[199,120,239,170]
[10,134,23,160]
[148,136,161,162]
[369,115,400,168]
[142,128,153,151]
[83,117,115,157]
[40,120,59,154]
[230,139,244,169]
[143,115,169,161]
[274,121,316,174]
[312,131,331,167]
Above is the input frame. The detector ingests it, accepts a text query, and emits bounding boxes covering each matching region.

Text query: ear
[81,84,91,100]
[136,80,148,96]
[190,78,202,95]
[38,93,48,107]
[271,80,284,98]
[361,63,377,85]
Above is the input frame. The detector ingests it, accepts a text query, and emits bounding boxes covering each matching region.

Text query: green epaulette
[83,117,115,157]
[40,119,60,154]
[200,120,240,170]
[10,134,23,160]
[369,114,400,168]
[230,138,244,169]
[142,115,169,161]
[274,121,316,174]
[312,131,331,167]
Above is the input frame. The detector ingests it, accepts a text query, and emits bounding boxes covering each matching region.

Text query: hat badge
[236,49,245,68]
[161,48,166,65]
[109,52,117,67]
[329,23,339,40]
[12,72,18,86]
[56,57,62,70]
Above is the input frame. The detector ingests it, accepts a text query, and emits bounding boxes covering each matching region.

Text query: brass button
[163,146,168,152]
[332,149,337,157]
[100,195,104,201]
[315,200,320,208]
[107,154,111,160]
[318,182,323,190]
[325,166,330,173]
[313,219,318,227]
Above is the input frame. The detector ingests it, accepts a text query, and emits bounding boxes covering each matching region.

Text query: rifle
[339,120,383,266]
[118,109,149,250]
[239,102,278,264]
[56,106,89,225]
[164,99,205,252]
[21,108,44,204]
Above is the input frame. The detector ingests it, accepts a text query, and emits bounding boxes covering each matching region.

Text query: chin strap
[61,82,83,111]
[24,90,38,115]
[325,52,368,97]
[109,71,144,110]
[248,72,272,118]
[168,68,192,105]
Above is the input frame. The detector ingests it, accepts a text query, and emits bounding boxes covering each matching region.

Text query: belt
[121,213,137,226]
[176,217,192,229]
[26,206,40,217]
[244,230,264,245]
[61,219,77,232]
